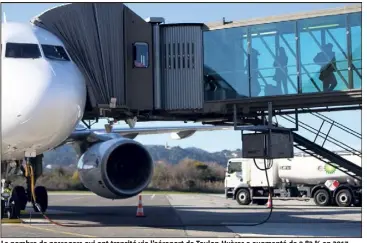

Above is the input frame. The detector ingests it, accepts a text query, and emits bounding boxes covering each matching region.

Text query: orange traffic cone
[136,195,145,217]
[266,193,273,208]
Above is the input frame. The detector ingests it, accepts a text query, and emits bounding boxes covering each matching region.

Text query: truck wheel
[313,189,330,206]
[335,189,352,207]
[236,188,251,205]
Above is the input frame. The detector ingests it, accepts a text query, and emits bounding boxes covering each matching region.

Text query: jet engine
[77,137,154,199]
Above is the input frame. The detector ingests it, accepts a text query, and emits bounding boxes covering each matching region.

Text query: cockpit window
[5,43,42,59]
[41,45,70,61]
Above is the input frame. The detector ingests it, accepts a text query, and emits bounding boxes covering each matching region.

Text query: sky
[1,2,361,152]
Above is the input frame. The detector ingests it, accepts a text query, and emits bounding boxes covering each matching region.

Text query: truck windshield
[227,162,242,173]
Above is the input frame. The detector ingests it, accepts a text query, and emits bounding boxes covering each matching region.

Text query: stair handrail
[292,133,362,181]
[302,108,361,139]
[280,114,361,157]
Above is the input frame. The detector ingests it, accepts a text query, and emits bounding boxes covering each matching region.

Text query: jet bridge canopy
[31,3,154,113]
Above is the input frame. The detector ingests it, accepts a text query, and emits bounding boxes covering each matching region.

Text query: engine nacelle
[77,137,154,199]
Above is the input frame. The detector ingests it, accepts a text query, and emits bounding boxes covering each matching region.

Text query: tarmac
[0,192,362,238]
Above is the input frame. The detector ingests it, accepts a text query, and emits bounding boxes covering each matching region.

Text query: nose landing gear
[1,180,24,220]
[1,157,48,220]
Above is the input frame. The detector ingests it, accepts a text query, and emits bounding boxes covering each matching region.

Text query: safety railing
[280,113,361,157]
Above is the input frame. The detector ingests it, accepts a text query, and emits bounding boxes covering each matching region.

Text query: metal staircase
[275,112,362,181]
[291,133,361,180]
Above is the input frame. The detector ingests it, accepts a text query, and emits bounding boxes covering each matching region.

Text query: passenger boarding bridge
[31,3,361,122]
[31,3,362,179]
[201,7,361,115]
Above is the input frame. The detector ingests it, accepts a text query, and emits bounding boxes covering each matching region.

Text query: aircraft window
[41,45,70,61]
[5,43,41,58]
[133,42,149,68]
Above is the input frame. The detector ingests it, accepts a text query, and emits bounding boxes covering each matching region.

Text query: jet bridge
[31,3,361,182]
[32,3,361,123]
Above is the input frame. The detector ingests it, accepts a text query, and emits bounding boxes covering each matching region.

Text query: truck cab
[224,158,272,205]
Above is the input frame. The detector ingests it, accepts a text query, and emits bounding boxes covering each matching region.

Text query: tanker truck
[224,152,361,207]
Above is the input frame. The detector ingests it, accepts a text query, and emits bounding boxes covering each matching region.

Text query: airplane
[1,21,233,219]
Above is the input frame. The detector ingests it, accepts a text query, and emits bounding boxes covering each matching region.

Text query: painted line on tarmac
[1,218,22,224]
[3,223,96,238]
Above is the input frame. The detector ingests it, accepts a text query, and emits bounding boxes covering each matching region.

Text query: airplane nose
[2,58,87,156]
[44,62,87,136]
[18,61,86,145]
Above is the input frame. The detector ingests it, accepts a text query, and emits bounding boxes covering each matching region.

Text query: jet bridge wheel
[32,186,48,213]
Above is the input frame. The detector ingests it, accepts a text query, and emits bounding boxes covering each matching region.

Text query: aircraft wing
[65,125,233,144]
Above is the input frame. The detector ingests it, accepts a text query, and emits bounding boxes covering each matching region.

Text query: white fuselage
[1,22,87,161]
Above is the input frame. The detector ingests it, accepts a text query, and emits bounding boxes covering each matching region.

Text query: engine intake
[77,138,154,199]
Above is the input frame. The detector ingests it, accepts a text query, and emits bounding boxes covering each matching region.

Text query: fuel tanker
[224,152,361,207]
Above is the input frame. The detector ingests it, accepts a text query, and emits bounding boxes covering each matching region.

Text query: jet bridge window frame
[41,44,71,61]
[133,42,149,68]
[5,42,42,59]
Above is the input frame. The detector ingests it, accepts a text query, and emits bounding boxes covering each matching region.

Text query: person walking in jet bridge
[273,47,289,95]
[313,43,338,92]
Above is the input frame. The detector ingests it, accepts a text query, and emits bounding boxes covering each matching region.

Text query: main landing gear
[1,156,48,220]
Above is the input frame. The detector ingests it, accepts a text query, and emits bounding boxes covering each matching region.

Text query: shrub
[5,159,226,193]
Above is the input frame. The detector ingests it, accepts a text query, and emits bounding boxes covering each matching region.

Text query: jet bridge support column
[146,17,165,110]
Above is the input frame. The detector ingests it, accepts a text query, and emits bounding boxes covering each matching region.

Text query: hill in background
[43,144,242,169]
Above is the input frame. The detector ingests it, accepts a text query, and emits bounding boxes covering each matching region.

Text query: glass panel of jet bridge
[349,12,362,90]
[202,7,361,101]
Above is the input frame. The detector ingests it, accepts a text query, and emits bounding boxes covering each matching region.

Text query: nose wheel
[1,162,49,221]
[13,186,28,210]
[24,160,48,214]
[31,186,48,213]
[1,185,25,219]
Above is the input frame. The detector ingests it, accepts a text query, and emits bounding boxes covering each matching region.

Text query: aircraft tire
[32,186,48,213]
[7,192,21,219]
[12,186,27,210]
